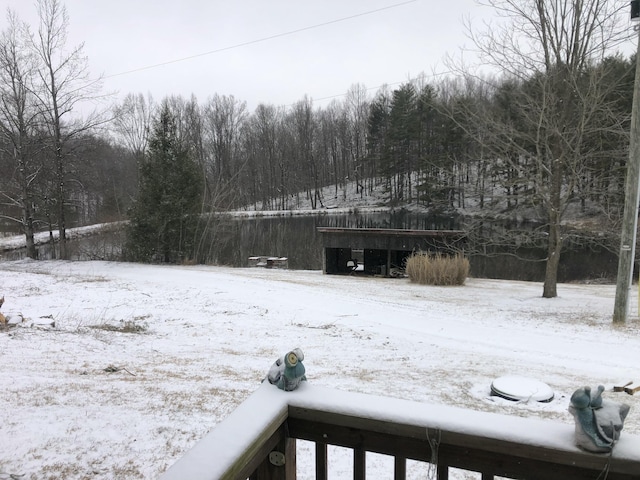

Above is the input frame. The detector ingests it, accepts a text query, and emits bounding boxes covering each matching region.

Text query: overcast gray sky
[2,0,493,109]
[2,0,637,112]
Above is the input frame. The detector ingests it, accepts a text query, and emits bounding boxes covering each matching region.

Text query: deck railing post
[394,456,406,480]
[284,436,296,480]
[354,448,366,480]
[437,463,448,480]
[316,442,328,480]
[254,437,297,480]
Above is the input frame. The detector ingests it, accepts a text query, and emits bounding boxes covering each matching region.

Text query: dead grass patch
[69,275,109,284]
[89,316,150,334]
[111,461,143,478]
[406,252,469,286]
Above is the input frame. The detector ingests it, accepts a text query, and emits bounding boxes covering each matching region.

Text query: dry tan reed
[405,252,469,286]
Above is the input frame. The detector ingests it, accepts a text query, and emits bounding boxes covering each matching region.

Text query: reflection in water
[1,212,617,282]
[0,229,124,262]
[202,212,616,282]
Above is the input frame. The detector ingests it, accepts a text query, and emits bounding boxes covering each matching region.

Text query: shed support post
[322,248,327,274]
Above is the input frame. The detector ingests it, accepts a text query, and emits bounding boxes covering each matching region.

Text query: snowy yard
[1,259,639,479]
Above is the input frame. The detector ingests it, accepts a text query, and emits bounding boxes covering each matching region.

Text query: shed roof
[316,227,465,237]
[316,227,466,252]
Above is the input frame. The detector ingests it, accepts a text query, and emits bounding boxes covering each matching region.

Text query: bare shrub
[89,318,149,333]
[405,253,469,286]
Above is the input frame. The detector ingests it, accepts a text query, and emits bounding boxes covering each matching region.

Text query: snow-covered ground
[1,259,639,479]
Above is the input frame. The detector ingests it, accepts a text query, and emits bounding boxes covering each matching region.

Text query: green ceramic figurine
[266,348,307,391]
[568,385,630,453]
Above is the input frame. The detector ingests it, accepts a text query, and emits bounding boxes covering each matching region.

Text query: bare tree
[315,100,341,203]
[460,0,628,297]
[345,83,370,196]
[29,0,104,259]
[0,10,40,258]
[112,92,155,178]
[203,94,248,184]
[290,97,320,209]
[242,103,285,209]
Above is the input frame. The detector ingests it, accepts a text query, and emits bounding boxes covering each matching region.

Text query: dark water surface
[1,212,617,282]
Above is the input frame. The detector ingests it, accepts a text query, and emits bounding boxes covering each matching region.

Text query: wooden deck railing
[160,384,640,480]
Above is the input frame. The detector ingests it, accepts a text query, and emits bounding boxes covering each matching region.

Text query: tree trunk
[543,157,563,298]
[23,201,37,259]
[56,144,68,260]
[48,222,56,259]
[543,219,562,298]
[17,152,38,259]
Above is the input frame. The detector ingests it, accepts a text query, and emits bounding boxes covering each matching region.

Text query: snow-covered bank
[0,260,638,479]
[0,222,125,253]
[226,205,391,217]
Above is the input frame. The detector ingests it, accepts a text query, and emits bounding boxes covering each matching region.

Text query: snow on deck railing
[159,383,640,480]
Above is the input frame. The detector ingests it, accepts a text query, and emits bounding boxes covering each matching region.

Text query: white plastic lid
[491,375,554,403]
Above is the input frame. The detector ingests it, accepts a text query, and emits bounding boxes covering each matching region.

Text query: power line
[105,0,418,79]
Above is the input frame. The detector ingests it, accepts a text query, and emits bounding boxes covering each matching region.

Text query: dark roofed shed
[317,227,466,276]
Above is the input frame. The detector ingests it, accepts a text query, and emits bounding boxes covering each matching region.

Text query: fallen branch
[104,365,137,376]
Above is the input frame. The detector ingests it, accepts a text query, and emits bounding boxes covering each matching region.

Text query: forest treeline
[0,0,635,298]
[2,58,633,233]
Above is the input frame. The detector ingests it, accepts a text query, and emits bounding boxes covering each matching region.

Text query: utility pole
[613,1,640,323]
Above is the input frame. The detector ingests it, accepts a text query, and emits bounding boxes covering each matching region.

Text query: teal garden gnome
[568,385,630,453]
[266,348,307,392]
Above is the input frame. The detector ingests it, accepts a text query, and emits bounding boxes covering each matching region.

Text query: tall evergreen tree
[125,103,203,263]
[366,90,391,198]
[415,84,455,208]
[387,83,418,203]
